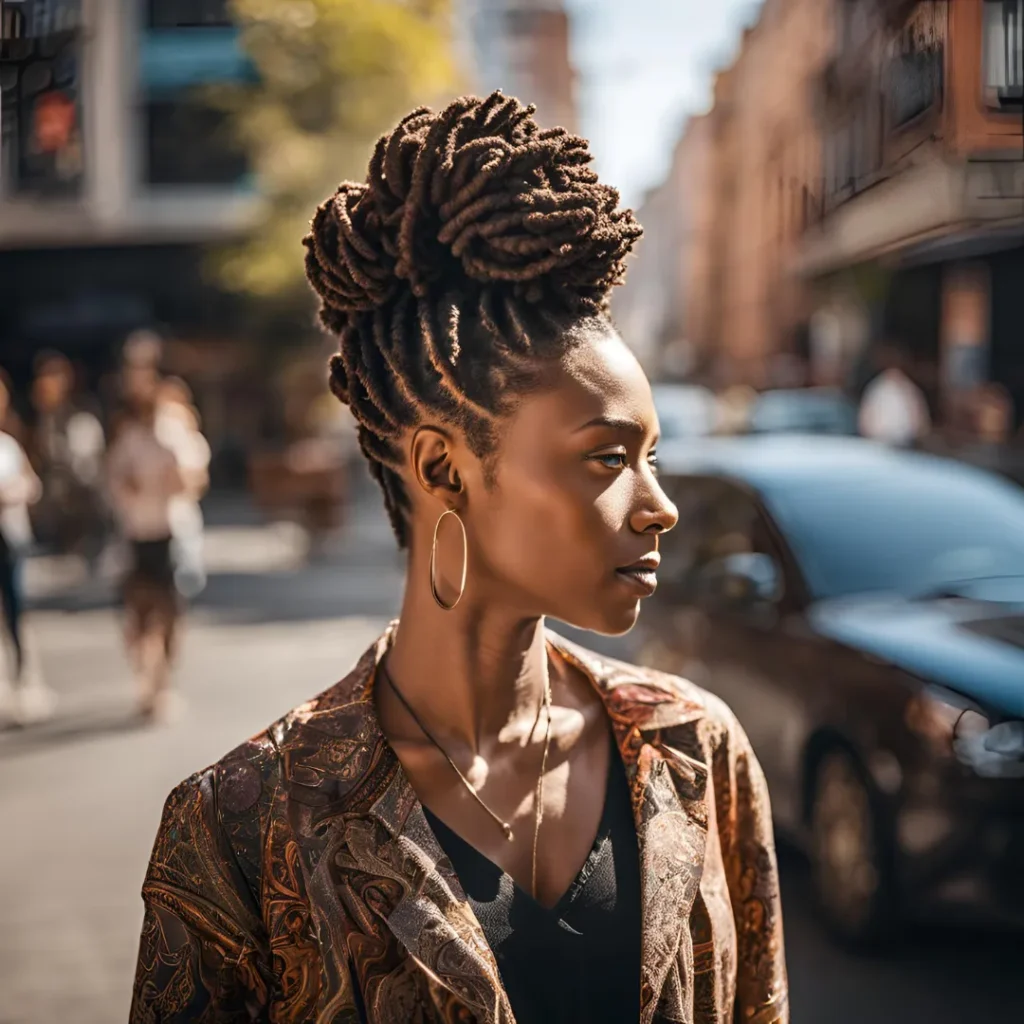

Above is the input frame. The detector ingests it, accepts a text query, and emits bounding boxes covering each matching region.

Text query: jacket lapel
[283,627,710,1024]
[281,628,512,1024]
[551,636,710,1024]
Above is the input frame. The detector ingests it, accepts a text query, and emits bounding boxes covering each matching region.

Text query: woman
[107,380,186,722]
[131,93,787,1023]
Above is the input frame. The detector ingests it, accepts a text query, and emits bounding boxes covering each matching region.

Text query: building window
[146,0,233,30]
[885,11,944,129]
[983,0,1023,110]
[144,95,247,186]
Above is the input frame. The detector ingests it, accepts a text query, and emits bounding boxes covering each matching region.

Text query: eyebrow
[573,415,648,435]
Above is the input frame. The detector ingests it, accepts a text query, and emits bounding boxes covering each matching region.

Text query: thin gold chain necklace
[379,662,554,899]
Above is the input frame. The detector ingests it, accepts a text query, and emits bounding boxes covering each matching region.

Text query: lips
[614,553,660,597]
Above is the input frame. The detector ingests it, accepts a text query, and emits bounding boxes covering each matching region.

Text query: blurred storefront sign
[32,87,73,149]
[140,27,254,92]
[0,0,83,197]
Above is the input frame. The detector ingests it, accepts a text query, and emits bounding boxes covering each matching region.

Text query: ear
[410,425,464,505]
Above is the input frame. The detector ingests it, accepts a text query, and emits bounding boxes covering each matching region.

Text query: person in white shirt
[156,378,211,599]
[858,346,932,448]
[0,372,56,727]
[107,384,186,722]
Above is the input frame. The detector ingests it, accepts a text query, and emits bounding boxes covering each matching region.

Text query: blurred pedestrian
[858,345,931,447]
[0,372,56,727]
[156,377,211,599]
[973,382,1013,445]
[132,93,787,1024]
[110,329,165,444]
[29,352,107,565]
[107,378,187,723]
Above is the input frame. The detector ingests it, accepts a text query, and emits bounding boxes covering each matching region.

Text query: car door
[648,475,811,830]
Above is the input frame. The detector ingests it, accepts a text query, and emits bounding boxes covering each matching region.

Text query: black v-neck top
[423,736,642,1023]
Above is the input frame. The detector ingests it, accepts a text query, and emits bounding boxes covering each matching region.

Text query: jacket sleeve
[716,710,789,1024]
[130,772,270,1023]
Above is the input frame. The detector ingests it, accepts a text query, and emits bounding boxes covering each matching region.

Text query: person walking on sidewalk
[29,352,107,567]
[0,372,56,727]
[132,92,788,1024]
[107,379,187,723]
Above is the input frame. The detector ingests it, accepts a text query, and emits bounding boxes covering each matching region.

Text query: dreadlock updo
[304,91,642,547]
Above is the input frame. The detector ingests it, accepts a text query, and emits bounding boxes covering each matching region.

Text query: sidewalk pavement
[0,613,394,1024]
[1,492,401,1024]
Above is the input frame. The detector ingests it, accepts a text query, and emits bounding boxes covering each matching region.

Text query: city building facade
[708,0,835,388]
[616,0,833,388]
[799,0,1024,426]
[459,0,577,131]
[1,0,264,472]
[612,115,714,379]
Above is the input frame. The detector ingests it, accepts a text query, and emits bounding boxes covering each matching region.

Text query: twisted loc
[304,91,642,547]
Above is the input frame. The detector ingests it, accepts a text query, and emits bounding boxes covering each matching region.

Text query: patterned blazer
[130,628,788,1023]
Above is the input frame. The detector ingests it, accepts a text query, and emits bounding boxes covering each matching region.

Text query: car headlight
[953,721,1024,779]
[906,686,1024,777]
[905,687,988,754]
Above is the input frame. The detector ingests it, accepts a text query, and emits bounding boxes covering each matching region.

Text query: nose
[629,481,678,537]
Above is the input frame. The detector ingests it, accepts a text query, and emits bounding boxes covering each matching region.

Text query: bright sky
[567,0,764,207]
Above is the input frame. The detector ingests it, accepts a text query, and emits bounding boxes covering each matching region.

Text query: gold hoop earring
[429,509,467,610]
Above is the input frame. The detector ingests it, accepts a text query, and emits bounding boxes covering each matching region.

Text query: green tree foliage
[213,0,455,302]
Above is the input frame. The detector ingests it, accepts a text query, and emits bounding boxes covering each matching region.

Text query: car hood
[808,593,1024,718]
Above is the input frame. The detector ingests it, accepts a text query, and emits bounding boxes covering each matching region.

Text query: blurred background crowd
[1,1,1023,1022]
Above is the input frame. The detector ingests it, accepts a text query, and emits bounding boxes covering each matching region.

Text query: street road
[1,492,1019,1023]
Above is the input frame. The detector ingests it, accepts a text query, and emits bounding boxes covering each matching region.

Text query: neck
[384,551,550,753]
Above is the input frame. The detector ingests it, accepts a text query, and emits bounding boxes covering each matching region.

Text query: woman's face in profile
[454,325,679,635]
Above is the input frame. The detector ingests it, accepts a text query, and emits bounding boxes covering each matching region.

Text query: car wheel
[810,746,896,945]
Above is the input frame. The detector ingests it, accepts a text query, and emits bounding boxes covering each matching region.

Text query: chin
[559,598,642,638]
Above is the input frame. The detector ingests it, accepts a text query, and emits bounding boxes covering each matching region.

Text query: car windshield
[653,386,716,440]
[750,391,857,435]
[762,462,1024,599]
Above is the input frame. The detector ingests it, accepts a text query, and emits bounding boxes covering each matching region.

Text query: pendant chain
[379,662,554,899]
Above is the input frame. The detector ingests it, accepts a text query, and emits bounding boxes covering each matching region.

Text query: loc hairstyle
[304,91,642,547]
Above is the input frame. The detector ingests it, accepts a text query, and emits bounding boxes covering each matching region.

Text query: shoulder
[162,676,368,828]
[152,730,280,888]
[155,638,385,866]
[548,631,754,763]
[549,631,741,732]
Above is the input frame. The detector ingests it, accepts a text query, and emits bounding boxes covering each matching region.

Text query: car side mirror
[697,552,782,614]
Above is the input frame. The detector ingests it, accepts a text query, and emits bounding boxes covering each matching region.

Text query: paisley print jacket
[130,628,788,1024]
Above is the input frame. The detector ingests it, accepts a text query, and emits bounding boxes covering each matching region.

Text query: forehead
[503,328,655,440]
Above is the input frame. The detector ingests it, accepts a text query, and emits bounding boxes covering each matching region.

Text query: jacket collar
[280,625,709,1024]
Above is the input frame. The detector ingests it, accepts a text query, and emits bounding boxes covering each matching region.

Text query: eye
[648,451,659,475]
[589,451,628,470]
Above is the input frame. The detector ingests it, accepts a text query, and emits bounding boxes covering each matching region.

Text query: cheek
[473,470,626,588]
